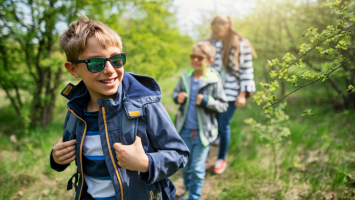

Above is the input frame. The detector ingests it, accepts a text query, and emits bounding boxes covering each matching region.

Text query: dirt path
[175,145,222,200]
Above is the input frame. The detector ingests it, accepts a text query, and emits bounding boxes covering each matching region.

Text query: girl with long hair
[209,15,257,174]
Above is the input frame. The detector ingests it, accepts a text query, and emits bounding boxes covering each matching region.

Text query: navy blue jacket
[50,72,190,200]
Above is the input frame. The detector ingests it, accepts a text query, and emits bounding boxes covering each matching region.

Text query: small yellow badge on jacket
[129,111,140,117]
[63,86,72,95]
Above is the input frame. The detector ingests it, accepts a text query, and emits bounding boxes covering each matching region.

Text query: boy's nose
[102,60,115,74]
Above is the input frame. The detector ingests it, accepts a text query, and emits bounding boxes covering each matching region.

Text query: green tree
[0,0,193,129]
[256,0,355,115]
[232,0,355,111]
[0,0,80,127]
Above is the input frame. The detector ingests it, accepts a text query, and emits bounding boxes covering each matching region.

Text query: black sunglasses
[70,53,127,72]
[190,54,206,61]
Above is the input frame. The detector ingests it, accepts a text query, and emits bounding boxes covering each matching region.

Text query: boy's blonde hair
[193,41,216,59]
[59,14,122,61]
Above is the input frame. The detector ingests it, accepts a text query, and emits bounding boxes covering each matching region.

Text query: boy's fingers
[113,142,123,151]
[56,144,76,157]
[117,160,123,168]
[58,139,77,150]
[59,149,76,161]
[58,137,63,143]
[133,136,142,146]
[62,154,76,164]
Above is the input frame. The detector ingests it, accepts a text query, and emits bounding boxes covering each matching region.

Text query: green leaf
[302,109,312,116]
[268,60,273,66]
[347,85,355,92]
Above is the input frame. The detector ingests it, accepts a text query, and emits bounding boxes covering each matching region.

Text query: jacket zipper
[102,107,124,200]
[178,74,190,133]
[196,84,211,146]
[68,107,87,200]
[149,190,154,200]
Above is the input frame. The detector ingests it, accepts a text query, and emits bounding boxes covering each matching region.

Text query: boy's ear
[65,62,80,78]
[224,24,229,30]
[209,58,214,65]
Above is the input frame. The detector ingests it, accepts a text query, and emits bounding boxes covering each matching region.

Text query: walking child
[50,15,190,200]
[173,41,228,200]
[209,15,257,174]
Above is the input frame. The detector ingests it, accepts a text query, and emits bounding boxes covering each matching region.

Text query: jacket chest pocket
[108,110,139,146]
[105,110,151,156]
[121,112,139,145]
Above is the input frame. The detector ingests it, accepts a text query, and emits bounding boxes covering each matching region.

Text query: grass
[212,102,355,199]
[0,66,354,199]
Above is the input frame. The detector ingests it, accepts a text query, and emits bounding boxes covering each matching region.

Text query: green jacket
[173,67,228,146]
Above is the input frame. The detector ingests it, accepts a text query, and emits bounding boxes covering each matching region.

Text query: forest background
[0,0,354,199]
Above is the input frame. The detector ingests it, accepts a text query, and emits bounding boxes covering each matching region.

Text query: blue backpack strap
[160,179,175,200]
[63,110,77,142]
[67,172,78,191]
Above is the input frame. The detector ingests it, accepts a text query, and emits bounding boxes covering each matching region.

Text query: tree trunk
[30,78,45,127]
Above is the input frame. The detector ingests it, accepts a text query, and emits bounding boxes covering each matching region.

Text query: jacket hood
[61,72,161,119]
[184,67,220,83]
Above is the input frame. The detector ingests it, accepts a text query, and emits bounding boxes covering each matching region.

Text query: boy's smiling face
[190,47,211,72]
[66,37,124,101]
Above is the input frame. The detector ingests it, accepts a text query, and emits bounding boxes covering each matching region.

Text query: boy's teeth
[101,79,115,83]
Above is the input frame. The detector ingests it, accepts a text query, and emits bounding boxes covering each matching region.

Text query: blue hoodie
[50,72,190,200]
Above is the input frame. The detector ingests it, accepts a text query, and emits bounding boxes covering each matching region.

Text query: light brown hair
[59,14,122,61]
[193,41,216,59]
[210,15,257,70]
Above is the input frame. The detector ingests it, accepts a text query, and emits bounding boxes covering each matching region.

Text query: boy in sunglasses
[172,41,228,200]
[49,15,189,200]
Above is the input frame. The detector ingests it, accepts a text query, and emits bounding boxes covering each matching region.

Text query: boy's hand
[52,138,76,165]
[113,136,149,173]
[235,92,246,107]
[177,92,188,104]
[196,94,204,106]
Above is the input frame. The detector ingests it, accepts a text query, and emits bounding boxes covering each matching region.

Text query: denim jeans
[217,101,237,160]
[180,128,210,200]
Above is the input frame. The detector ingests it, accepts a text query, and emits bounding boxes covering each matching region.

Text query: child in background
[50,15,189,200]
[209,15,257,174]
[173,41,228,200]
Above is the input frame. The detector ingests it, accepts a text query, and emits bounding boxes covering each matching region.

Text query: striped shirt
[210,39,256,101]
[83,111,115,200]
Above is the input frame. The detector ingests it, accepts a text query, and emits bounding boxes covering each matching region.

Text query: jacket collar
[61,72,161,119]
[184,67,220,90]
[121,72,161,119]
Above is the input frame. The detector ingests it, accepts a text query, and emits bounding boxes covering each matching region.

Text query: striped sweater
[82,111,115,200]
[210,39,256,101]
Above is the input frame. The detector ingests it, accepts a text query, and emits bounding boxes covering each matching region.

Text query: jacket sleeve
[143,102,190,184]
[172,77,184,104]
[200,79,228,113]
[50,150,70,172]
[238,41,256,93]
[49,110,71,172]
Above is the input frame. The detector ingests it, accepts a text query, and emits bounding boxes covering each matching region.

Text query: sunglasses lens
[190,55,204,61]
[111,54,125,68]
[87,58,105,72]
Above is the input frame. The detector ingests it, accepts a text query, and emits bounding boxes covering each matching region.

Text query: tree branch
[310,91,355,116]
[278,22,355,70]
[267,54,355,108]
[0,84,20,116]
[0,16,25,49]
[327,75,346,97]
[9,0,30,31]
